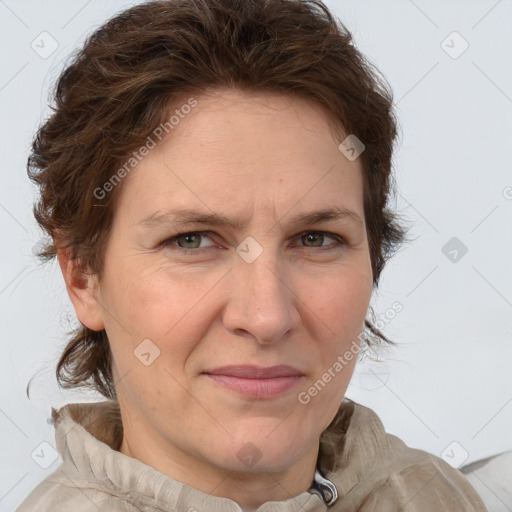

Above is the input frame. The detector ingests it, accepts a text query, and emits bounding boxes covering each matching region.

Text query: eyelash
[159,230,347,256]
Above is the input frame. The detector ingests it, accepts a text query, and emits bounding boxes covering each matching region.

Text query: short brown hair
[28,0,408,399]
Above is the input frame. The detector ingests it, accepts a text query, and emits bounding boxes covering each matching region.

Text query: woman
[18,0,488,510]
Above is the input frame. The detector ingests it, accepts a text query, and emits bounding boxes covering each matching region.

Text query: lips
[202,365,305,399]
[202,365,304,379]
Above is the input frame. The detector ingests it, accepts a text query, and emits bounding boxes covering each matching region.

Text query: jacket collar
[309,467,338,505]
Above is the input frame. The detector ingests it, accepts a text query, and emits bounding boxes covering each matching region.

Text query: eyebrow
[137,206,363,231]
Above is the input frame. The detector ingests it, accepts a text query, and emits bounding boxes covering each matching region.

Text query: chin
[210,428,310,473]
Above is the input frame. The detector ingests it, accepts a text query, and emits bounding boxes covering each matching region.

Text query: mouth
[201,365,305,399]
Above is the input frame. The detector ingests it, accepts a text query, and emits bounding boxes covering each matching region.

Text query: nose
[222,248,301,345]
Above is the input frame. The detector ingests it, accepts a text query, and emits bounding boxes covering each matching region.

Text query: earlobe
[57,247,105,332]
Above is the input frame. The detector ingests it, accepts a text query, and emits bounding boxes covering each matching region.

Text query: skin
[59,89,374,511]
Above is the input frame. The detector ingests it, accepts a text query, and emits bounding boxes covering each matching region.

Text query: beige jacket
[17,398,488,511]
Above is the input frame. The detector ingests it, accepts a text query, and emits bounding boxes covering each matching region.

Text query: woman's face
[85,89,373,492]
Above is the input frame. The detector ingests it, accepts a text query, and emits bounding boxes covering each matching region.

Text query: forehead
[114,89,365,225]
[164,89,343,149]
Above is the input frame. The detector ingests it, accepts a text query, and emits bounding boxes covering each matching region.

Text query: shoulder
[16,466,138,512]
[324,400,488,511]
[363,445,489,511]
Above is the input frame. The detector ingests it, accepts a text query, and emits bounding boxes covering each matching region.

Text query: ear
[57,246,105,331]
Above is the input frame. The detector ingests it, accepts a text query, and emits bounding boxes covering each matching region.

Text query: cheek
[303,266,372,379]
[108,258,198,331]
[104,261,219,370]
[307,266,372,330]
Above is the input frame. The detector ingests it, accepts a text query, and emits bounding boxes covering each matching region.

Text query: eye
[159,230,346,256]
[293,231,346,251]
[160,231,216,253]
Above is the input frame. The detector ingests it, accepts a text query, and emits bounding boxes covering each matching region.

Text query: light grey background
[1,0,511,510]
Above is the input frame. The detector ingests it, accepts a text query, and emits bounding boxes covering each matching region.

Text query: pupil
[180,234,199,248]
[305,233,323,247]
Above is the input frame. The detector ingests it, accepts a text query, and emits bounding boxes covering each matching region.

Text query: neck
[119,415,320,510]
